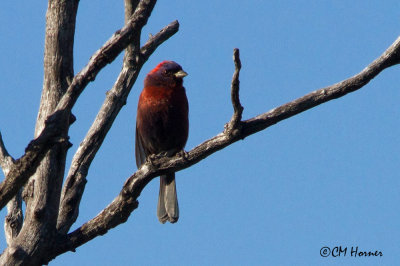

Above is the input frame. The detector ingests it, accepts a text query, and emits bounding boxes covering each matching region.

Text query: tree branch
[57,18,179,234]
[49,35,400,258]
[1,134,23,246]
[53,0,157,114]
[124,0,141,68]
[0,125,69,211]
[139,21,180,58]
[0,132,15,177]
[225,48,243,135]
[0,0,158,211]
[242,36,400,136]
[2,132,23,245]
[0,1,79,264]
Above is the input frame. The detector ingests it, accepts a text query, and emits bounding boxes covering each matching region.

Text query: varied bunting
[135,61,189,224]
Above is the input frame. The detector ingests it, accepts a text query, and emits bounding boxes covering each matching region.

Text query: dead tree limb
[0,0,158,212]
[49,36,400,260]
[0,0,163,265]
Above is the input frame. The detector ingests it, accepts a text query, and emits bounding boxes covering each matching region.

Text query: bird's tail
[157,173,179,224]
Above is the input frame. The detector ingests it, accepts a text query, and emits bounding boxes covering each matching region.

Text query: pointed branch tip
[226,48,244,136]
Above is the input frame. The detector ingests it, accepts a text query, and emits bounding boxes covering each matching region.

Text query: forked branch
[0,0,158,211]
[50,36,400,259]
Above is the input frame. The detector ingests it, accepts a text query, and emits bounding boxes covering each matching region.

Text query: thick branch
[57,18,179,234]
[49,35,400,258]
[0,1,79,265]
[0,0,158,211]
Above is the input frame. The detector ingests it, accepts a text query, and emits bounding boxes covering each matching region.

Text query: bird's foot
[177,150,189,161]
[146,152,169,166]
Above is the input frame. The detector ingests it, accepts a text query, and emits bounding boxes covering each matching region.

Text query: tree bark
[0,1,79,265]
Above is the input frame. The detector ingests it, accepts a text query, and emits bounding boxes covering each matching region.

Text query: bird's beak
[174,70,188,78]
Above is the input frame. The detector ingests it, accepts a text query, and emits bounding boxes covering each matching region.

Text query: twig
[225,48,243,135]
[140,21,180,58]
[0,132,15,176]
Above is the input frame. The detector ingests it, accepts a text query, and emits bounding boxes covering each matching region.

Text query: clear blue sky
[1,1,399,265]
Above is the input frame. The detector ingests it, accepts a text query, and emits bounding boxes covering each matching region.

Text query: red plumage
[135,61,189,223]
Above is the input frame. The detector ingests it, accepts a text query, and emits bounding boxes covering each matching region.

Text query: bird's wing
[135,126,147,168]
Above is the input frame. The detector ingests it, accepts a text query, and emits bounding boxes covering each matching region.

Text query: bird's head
[144,61,188,87]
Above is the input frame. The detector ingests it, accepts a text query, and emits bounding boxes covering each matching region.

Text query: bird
[135,61,189,224]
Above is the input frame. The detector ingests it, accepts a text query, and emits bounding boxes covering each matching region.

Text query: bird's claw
[178,150,189,161]
[146,154,158,166]
[146,152,170,166]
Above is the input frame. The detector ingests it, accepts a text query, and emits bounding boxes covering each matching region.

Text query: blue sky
[1,1,399,265]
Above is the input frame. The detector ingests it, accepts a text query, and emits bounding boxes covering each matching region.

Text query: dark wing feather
[135,126,147,168]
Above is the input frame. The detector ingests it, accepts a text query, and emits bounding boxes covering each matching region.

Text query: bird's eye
[163,69,168,75]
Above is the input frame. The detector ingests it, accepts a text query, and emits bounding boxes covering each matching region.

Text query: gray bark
[0,1,79,265]
[0,0,162,264]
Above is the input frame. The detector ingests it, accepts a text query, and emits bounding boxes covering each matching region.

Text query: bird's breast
[139,86,186,110]
[136,85,189,154]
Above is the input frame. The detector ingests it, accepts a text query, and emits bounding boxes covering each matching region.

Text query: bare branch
[124,0,141,67]
[124,0,141,22]
[2,133,23,244]
[242,36,400,137]
[0,125,70,210]
[0,0,158,211]
[0,132,15,177]
[140,21,180,58]
[0,1,79,264]
[54,0,157,114]
[49,35,400,258]
[225,48,243,135]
